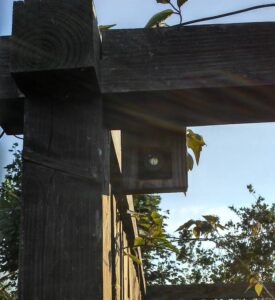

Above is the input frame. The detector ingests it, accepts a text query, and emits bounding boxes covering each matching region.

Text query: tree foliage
[133,187,274,299]
[0,144,21,297]
[133,195,183,285]
[176,187,274,287]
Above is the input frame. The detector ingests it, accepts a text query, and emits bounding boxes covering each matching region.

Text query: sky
[1,0,275,233]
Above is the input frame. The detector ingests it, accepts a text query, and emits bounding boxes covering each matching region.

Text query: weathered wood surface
[146,282,275,299]
[3,22,275,133]
[103,84,275,130]
[11,0,101,99]
[102,23,275,92]
[121,127,187,194]
[21,95,108,299]
[12,0,100,73]
[20,124,145,299]
[0,36,23,134]
[109,131,146,300]
[102,22,275,129]
[103,192,113,300]
[13,3,109,294]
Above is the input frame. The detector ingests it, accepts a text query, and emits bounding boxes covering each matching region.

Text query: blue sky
[1,0,275,232]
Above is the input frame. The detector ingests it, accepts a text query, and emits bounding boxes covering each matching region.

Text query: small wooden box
[121,127,188,194]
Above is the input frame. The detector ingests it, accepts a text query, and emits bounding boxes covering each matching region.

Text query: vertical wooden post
[103,192,113,300]
[20,95,108,299]
[11,1,109,299]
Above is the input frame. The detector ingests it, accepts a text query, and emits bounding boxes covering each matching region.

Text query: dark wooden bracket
[120,125,187,194]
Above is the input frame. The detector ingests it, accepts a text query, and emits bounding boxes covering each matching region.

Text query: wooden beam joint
[11,0,101,98]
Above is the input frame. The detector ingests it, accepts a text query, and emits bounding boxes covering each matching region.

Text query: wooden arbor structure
[1,0,275,299]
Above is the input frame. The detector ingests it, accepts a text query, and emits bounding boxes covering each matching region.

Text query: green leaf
[192,226,200,239]
[187,152,194,171]
[98,24,116,31]
[202,215,219,224]
[123,251,141,265]
[161,240,180,254]
[246,273,260,293]
[255,283,263,296]
[157,0,170,3]
[145,9,174,28]
[150,226,162,238]
[177,0,188,8]
[199,221,213,235]
[251,222,261,237]
[216,223,226,230]
[151,211,162,226]
[127,210,147,220]
[176,219,195,231]
[186,129,206,165]
[195,220,203,228]
[134,236,145,247]
[138,223,151,230]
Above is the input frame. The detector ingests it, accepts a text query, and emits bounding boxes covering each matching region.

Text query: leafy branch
[177,3,275,27]
[130,192,274,298]
[145,2,275,28]
[145,0,185,28]
[175,192,274,297]
[186,129,206,171]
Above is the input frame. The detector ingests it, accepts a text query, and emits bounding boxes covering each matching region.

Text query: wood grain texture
[11,0,101,99]
[111,130,122,172]
[146,282,275,300]
[110,199,145,298]
[114,204,122,300]
[4,23,275,132]
[20,93,108,299]
[103,192,113,300]
[102,22,275,129]
[121,126,187,194]
[12,0,100,73]
[21,163,103,299]
[101,23,275,92]
[110,132,146,299]
[23,96,104,183]
[103,84,275,130]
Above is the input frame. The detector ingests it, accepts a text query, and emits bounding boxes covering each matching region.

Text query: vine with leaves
[129,188,274,298]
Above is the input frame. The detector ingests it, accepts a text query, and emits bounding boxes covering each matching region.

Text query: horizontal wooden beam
[102,22,275,129]
[103,85,275,130]
[3,22,275,133]
[146,282,275,299]
[101,22,275,92]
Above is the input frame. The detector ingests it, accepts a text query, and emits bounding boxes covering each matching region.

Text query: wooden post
[20,96,109,299]
[11,1,110,299]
